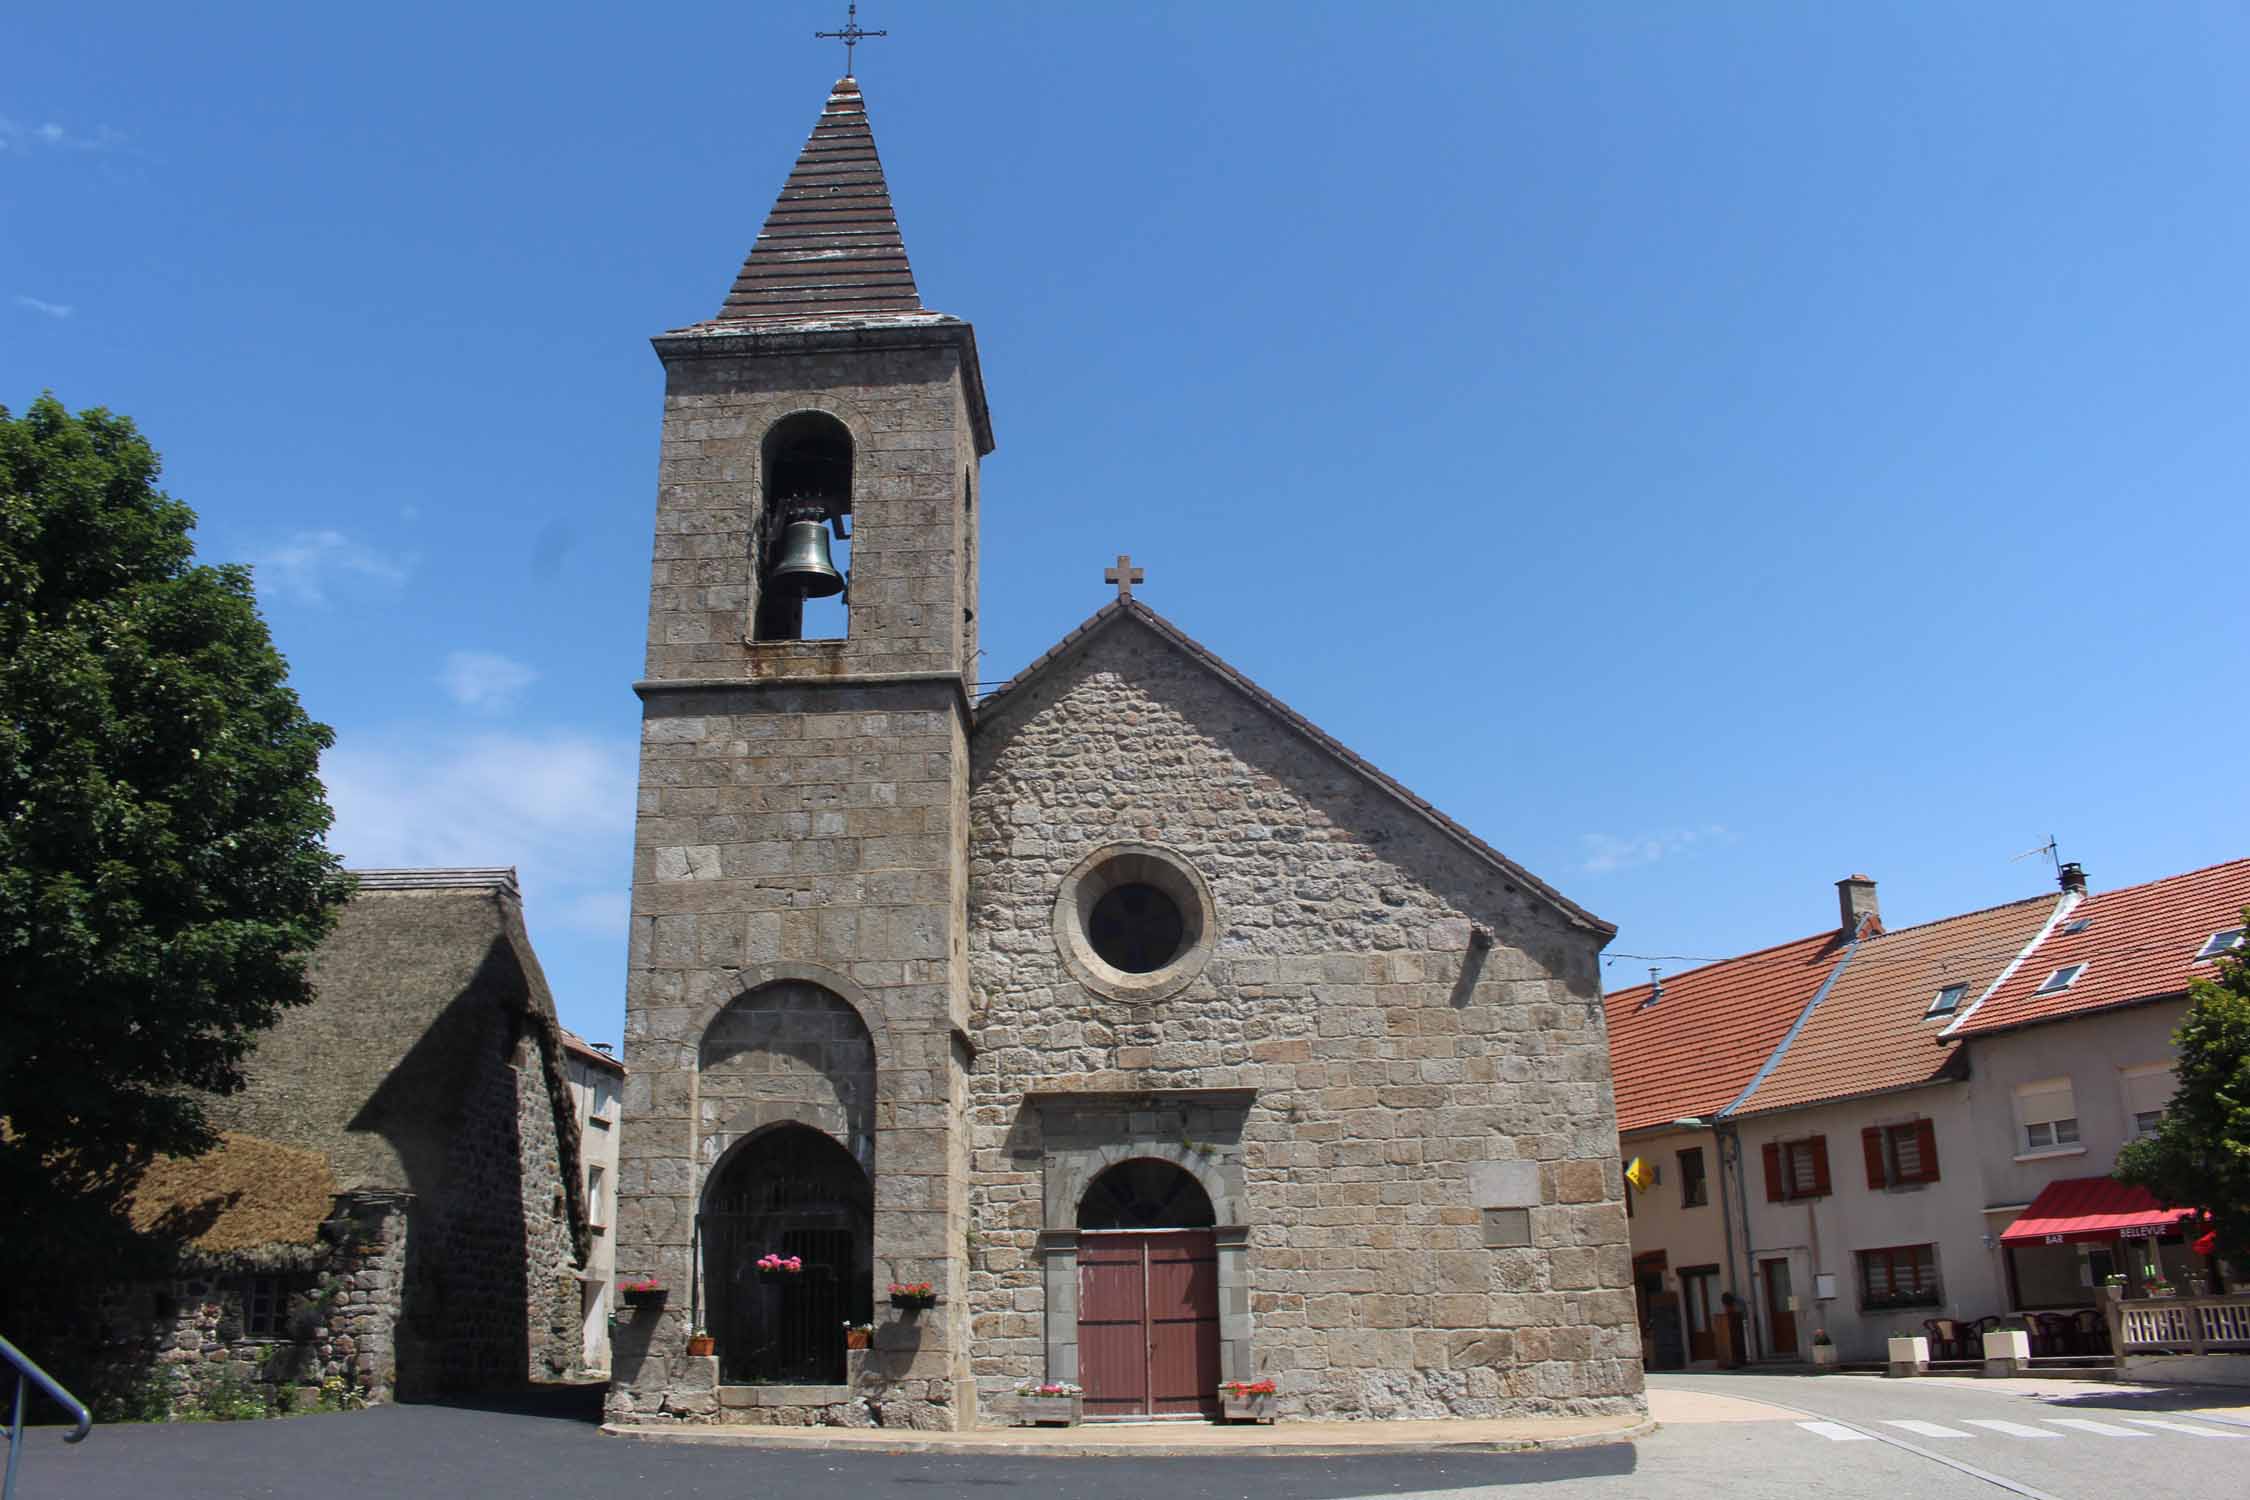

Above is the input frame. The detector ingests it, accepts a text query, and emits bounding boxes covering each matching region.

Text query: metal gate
[695,1125,871,1385]
[1078,1230,1220,1420]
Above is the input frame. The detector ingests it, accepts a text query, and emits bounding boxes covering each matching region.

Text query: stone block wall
[641,328,983,683]
[964,615,1644,1421]
[84,1194,409,1417]
[611,678,972,1428]
[401,1004,579,1393]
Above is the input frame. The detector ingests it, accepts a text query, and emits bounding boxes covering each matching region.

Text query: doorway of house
[1761,1258,1799,1358]
[1076,1159,1221,1420]
[1679,1267,1719,1364]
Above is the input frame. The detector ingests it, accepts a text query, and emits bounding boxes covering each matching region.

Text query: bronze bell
[766,514,845,598]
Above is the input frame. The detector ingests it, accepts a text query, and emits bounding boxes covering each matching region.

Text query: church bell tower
[610,75,993,1427]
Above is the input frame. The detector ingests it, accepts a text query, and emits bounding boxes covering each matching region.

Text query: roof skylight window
[2062,918,2093,935]
[1926,983,1968,1017]
[2033,964,2086,995]
[2196,928,2244,961]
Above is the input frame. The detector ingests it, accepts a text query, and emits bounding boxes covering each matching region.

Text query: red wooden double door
[1077,1230,1221,1419]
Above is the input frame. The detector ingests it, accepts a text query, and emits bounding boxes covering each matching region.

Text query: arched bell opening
[698,1123,872,1385]
[755,412,854,643]
[1074,1159,1221,1419]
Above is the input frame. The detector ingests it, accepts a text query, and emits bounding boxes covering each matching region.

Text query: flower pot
[1017,1394,1083,1427]
[890,1293,937,1312]
[1219,1391,1277,1424]
[620,1286,667,1309]
[757,1270,800,1285]
[845,1330,871,1350]
[686,1334,715,1357]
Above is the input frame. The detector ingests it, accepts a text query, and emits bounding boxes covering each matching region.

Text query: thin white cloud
[323,729,637,944]
[252,528,412,605]
[0,117,125,153]
[12,295,71,319]
[1580,824,1734,876]
[440,650,540,711]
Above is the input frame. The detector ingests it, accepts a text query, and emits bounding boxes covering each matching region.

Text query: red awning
[1998,1176,2194,1246]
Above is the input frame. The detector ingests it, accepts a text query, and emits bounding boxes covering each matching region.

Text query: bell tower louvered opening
[755,412,854,642]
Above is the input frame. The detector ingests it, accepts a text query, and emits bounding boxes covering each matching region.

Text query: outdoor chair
[2070,1308,2109,1355]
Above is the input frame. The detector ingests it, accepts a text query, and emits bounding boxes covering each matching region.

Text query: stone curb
[599,1415,1658,1459]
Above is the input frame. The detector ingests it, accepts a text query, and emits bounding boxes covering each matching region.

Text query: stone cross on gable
[1105,554,1144,601]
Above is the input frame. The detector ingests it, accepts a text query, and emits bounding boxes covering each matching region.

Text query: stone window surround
[1050,842,1219,1005]
[1029,1092,1255,1393]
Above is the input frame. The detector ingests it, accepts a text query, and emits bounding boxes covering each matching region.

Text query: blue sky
[6,3,2245,1047]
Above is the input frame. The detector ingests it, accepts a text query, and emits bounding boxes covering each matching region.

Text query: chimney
[2057,862,2087,898]
[592,1041,615,1056]
[1837,874,1880,936]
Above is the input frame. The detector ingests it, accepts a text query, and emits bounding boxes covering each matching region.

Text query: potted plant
[686,1327,716,1357]
[1218,1377,1278,1424]
[619,1276,666,1308]
[2101,1273,2127,1302]
[2143,1276,2176,1299]
[843,1322,872,1350]
[1015,1380,1083,1426]
[756,1253,803,1282]
[888,1281,938,1311]
[1809,1329,1838,1368]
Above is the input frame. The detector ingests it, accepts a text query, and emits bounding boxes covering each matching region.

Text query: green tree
[1,394,349,1268]
[2116,915,2250,1270]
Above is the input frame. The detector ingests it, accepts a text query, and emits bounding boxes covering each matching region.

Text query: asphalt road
[11,1374,2247,1500]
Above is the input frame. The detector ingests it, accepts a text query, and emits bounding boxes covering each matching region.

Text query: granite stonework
[963,615,1644,1421]
[609,75,1639,1430]
[608,320,990,1429]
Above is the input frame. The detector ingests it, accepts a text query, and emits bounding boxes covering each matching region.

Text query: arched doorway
[699,1124,872,1384]
[1076,1159,1221,1420]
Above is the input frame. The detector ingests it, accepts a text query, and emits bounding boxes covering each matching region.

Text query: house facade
[1609,857,2249,1368]
[561,1029,626,1375]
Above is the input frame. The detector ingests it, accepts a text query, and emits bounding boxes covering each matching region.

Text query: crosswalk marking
[1796,1420,1874,1441]
[2041,1417,2151,1438]
[1884,1419,1972,1438]
[1961,1419,2062,1438]
[2124,1417,2243,1438]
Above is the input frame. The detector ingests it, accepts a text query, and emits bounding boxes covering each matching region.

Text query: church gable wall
[965,619,1642,1421]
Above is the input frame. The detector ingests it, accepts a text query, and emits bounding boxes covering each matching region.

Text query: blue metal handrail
[1,1333,91,1500]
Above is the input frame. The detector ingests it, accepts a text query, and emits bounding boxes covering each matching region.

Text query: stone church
[608,75,1641,1429]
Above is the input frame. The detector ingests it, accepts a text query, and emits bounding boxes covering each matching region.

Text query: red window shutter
[1914,1119,1940,1184]
[1862,1126,1887,1190]
[1810,1135,1832,1196]
[1763,1142,1784,1202]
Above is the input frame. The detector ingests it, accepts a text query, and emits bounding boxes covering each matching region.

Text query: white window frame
[2120,1063,2174,1140]
[587,1164,608,1230]
[2195,928,2243,962]
[1926,982,1968,1018]
[2014,1077,2082,1159]
[2033,963,2087,995]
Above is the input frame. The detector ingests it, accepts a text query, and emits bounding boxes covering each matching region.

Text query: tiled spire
[717,77,922,322]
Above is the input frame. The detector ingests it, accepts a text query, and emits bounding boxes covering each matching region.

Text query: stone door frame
[1028,1095,1256,1392]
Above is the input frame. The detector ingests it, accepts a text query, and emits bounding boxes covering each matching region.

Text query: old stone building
[31,868,592,1415]
[608,76,1641,1429]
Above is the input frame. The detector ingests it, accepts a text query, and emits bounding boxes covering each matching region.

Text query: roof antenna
[1640,966,1663,1009]
[2009,834,2060,878]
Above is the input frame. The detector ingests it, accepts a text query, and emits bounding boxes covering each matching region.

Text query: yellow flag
[1624,1156,1655,1192]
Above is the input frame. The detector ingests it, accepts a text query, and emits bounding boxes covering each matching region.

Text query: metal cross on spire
[1105,554,1144,601]
[815,3,887,77]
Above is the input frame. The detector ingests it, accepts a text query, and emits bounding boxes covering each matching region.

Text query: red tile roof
[1944,857,2250,1039]
[560,1027,626,1074]
[1603,931,1847,1134]
[1730,894,2058,1117]
[1996,1175,2194,1245]
[715,77,922,323]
